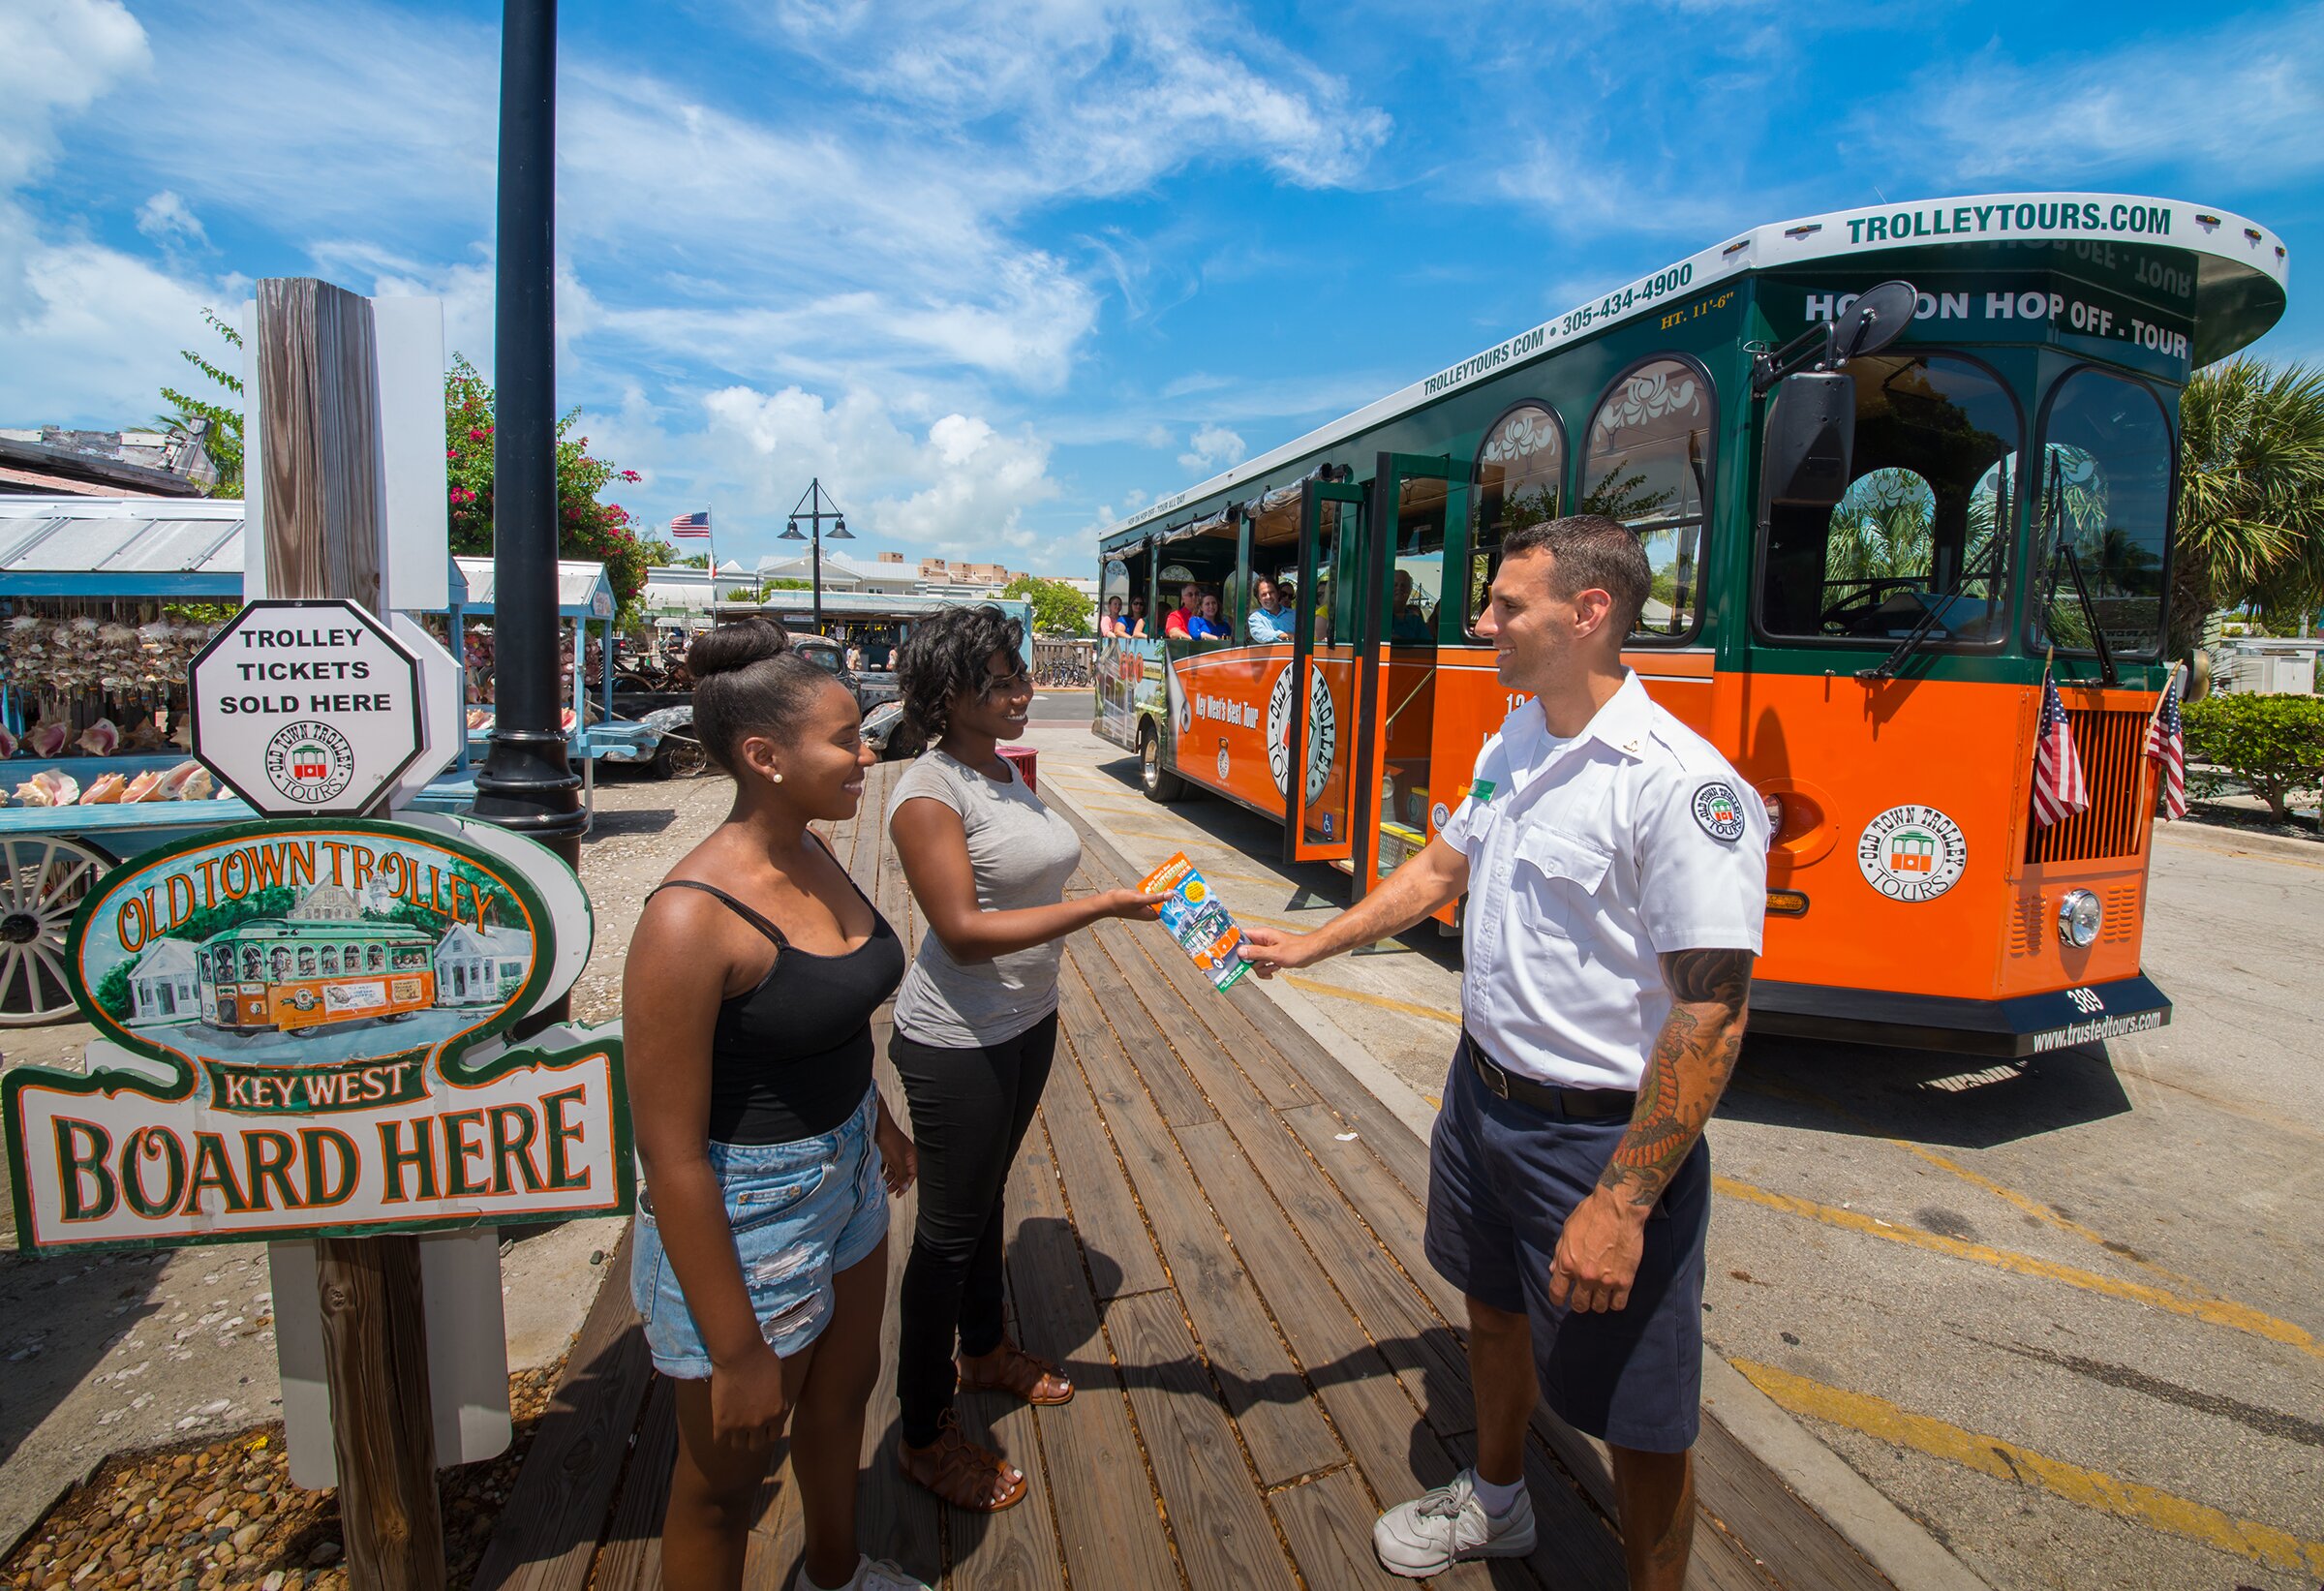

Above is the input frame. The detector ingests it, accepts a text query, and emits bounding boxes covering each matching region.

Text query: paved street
[1016,719,2324,1591]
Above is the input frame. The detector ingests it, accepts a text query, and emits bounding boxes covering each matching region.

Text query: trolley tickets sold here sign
[187,598,427,816]
[2,814,632,1252]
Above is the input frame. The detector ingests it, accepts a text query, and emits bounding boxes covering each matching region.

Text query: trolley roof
[1100,191,2288,548]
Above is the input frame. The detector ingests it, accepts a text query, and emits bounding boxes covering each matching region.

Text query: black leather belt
[1461,1030,1636,1120]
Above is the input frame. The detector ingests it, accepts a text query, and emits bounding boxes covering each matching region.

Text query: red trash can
[998,744,1037,792]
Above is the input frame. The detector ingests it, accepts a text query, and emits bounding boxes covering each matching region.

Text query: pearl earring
[771,771,784,784]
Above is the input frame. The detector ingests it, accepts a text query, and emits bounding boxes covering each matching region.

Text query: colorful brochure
[1140,851,1250,993]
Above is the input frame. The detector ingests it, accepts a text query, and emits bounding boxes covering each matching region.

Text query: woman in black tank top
[624,620,927,1591]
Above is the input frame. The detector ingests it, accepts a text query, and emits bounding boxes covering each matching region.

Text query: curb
[2155,820,2324,865]
[1040,763,1995,1591]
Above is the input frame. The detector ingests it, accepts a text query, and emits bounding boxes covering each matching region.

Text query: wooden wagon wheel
[0,836,113,1026]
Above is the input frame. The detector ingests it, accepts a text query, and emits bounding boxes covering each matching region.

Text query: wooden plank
[1059,1017,1340,1485]
[1036,1046,1172,1300]
[1269,1468,1412,1591]
[949,1134,1071,1591]
[590,1374,676,1591]
[254,275,383,610]
[1086,914,1314,1113]
[1007,1119,1181,1591]
[1280,1106,1468,1327]
[738,1450,802,1591]
[1206,1100,1475,1441]
[1691,1412,1891,1591]
[1101,1291,1300,1591]
[1063,943,1215,1127]
[474,1226,653,1590]
[313,1232,443,1591]
[854,1181,942,1589]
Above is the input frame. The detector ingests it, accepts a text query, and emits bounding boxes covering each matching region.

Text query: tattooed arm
[1548,947,1753,1313]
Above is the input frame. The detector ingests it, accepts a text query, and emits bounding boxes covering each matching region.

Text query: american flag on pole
[670,510,712,538]
[2146,663,2187,820]
[2032,666,2090,827]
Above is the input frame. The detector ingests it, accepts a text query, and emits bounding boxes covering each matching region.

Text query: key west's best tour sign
[5,813,630,1251]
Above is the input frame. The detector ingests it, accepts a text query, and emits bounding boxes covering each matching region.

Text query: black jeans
[891,1010,1057,1448]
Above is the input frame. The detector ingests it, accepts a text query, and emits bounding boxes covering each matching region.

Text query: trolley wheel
[1139,722,1184,804]
[0,836,114,1026]
[652,735,709,780]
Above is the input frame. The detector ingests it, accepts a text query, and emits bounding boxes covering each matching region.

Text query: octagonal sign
[190,599,426,816]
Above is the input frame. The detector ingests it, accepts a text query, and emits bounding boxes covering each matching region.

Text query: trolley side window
[1759,352,2019,645]
[1156,516,1240,646]
[2032,369,2173,659]
[1582,357,1714,641]
[1466,403,1566,638]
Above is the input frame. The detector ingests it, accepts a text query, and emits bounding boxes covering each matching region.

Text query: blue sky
[3,0,2319,576]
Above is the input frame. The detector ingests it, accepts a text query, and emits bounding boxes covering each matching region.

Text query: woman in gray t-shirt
[886,605,1160,1513]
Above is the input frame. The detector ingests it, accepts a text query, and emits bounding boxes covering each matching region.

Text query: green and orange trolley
[1094,191,2288,1055]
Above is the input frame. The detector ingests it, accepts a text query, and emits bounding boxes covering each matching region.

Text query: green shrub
[2182,693,2324,819]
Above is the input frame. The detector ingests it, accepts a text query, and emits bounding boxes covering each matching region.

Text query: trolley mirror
[1764,371,1854,507]
[1831,280,1919,360]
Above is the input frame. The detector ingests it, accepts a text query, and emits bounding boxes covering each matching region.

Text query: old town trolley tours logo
[263,720,358,806]
[1855,804,1969,903]
[1,815,631,1252]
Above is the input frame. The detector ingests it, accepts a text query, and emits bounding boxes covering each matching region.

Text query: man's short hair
[1500,513,1649,635]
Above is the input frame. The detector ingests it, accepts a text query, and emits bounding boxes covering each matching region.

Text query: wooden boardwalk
[474,761,1892,1591]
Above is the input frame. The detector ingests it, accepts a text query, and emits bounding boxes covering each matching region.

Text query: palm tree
[2172,358,2324,658]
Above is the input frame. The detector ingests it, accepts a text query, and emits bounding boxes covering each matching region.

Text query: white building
[434,923,535,1006]
[289,883,361,922]
[125,939,200,1025]
[754,550,921,596]
[641,562,758,630]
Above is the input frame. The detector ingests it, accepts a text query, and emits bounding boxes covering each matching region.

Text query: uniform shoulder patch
[1690,780,1748,841]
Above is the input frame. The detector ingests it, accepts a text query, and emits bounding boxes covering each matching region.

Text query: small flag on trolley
[2032,663,2090,827]
[670,509,712,538]
[2146,662,2187,820]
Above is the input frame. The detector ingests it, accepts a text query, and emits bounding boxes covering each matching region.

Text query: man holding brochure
[1238,515,1768,1590]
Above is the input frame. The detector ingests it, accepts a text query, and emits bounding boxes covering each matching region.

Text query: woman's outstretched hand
[1101,888,1169,922]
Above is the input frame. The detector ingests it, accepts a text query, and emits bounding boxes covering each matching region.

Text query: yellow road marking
[1737,1077,2232,1303]
[1713,1176,2324,1361]
[1733,1360,2324,1577]
[1280,974,1461,1027]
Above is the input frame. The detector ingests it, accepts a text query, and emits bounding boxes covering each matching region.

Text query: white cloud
[698,384,1058,559]
[1177,423,1246,473]
[1866,19,2324,186]
[135,190,204,247]
[0,0,148,189]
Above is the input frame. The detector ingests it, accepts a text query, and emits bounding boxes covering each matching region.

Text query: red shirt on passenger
[1164,604,1193,638]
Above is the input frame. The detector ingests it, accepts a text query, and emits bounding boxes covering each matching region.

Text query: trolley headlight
[1762,793,1786,834]
[2058,889,2102,949]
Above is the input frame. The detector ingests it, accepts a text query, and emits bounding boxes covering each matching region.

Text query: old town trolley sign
[3,816,630,1250]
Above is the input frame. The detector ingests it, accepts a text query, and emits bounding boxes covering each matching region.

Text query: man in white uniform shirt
[1239,514,1767,1589]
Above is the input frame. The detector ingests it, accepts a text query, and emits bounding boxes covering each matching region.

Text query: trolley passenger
[1238,517,1768,1589]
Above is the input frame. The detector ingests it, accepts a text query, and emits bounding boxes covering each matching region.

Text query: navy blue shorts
[1422,1046,1710,1453]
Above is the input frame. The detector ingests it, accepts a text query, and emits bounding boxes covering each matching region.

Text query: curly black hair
[896,602,1025,741]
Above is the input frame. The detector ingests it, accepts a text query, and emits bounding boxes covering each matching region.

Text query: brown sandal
[957,1339,1074,1406]
[899,1410,1027,1513]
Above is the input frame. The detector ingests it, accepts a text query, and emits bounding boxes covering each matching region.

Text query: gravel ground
[0,1363,560,1590]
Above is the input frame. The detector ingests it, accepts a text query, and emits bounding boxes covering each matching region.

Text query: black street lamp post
[474,0,585,869]
[778,477,852,631]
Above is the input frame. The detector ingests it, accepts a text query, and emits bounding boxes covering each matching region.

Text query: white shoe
[810,1557,932,1591]
[1372,1469,1537,1577]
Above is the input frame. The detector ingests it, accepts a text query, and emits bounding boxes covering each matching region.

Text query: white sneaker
[1372,1469,1537,1577]
[853,1558,933,1591]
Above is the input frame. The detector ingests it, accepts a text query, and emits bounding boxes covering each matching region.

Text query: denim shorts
[632,1085,889,1378]
[1422,1047,1711,1453]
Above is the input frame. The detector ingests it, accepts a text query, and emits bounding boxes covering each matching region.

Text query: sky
[3,0,2320,578]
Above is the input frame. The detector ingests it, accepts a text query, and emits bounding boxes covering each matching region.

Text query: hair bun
[686,617,791,680]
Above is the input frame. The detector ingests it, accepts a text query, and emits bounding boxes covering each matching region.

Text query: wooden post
[256,273,445,1591]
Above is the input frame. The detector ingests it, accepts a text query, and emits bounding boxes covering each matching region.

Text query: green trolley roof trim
[1100,190,2286,551]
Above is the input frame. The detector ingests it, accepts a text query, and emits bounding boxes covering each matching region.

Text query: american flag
[2146,663,2187,820]
[669,510,712,538]
[2031,667,2090,827]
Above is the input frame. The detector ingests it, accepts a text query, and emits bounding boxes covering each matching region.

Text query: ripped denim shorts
[632,1086,889,1378]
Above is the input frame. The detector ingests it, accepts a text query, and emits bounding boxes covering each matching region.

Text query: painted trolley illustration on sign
[4,815,629,1253]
